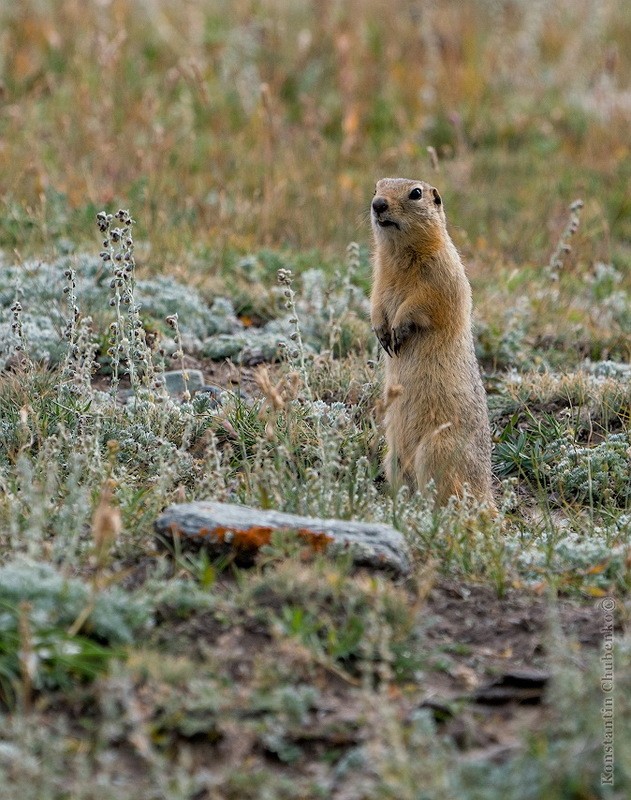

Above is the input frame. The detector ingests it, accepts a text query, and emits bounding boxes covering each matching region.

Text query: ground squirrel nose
[372,197,388,215]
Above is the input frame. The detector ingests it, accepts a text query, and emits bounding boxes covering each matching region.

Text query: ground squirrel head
[371,178,447,256]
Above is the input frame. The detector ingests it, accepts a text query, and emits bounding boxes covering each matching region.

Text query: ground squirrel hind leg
[385,444,417,492]
[384,447,399,487]
[413,436,464,505]
[415,437,496,507]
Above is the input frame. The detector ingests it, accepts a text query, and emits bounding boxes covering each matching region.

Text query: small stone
[162,369,205,397]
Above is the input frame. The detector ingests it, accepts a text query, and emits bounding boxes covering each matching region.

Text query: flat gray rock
[155,501,411,576]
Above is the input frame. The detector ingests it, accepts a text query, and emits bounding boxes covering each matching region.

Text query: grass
[0,0,631,797]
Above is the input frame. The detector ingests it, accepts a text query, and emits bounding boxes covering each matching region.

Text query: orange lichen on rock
[168,519,334,556]
[297,528,333,553]
[212,525,334,555]
[213,525,274,551]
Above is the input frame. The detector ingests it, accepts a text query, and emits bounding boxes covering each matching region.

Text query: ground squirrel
[370,177,493,506]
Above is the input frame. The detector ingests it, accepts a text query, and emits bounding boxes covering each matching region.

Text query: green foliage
[0,560,151,645]
[246,556,423,681]
[0,606,115,707]
[551,433,631,507]
[495,412,631,508]
[0,558,150,707]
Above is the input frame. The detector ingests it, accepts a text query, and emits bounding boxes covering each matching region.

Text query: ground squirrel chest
[369,177,494,506]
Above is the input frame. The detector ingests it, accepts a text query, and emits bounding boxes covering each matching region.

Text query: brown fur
[370,177,494,506]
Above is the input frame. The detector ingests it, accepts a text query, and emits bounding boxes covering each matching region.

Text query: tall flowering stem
[277,268,312,402]
[97,209,156,399]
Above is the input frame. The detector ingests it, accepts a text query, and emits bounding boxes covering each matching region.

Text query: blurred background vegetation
[1,0,630,279]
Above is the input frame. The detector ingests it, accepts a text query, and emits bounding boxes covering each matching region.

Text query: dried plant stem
[166,313,190,401]
[547,199,584,280]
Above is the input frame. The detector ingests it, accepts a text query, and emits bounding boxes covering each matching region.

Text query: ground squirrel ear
[432,188,442,206]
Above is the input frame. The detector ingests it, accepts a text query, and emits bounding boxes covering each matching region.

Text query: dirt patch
[408,579,615,762]
[423,579,606,683]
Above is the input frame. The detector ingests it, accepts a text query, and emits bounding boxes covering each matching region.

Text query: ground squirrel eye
[409,187,423,200]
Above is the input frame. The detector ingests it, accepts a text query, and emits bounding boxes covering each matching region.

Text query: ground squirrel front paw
[392,321,416,355]
[373,322,393,356]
